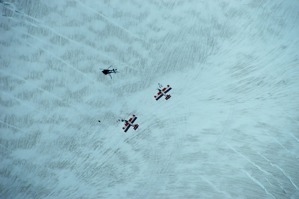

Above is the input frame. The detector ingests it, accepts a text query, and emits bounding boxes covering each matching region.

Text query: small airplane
[154,84,172,101]
[101,65,118,79]
[121,114,139,132]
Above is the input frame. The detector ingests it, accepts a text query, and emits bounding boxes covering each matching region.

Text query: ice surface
[0,0,299,198]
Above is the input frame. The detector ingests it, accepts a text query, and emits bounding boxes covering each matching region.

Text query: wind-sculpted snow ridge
[1,0,299,198]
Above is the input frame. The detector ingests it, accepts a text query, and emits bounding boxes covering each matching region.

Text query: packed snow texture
[1,0,299,198]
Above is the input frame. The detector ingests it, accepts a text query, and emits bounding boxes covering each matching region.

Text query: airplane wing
[131,115,137,123]
[163,86,172,94]
[155,92,163,101]
[123,124,131,132]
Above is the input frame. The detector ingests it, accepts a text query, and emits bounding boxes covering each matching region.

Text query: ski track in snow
[258,152,298,191]
[74,0,147,43]
[1,0,299,198]
[1,4,135,70]
[243,170,276,199]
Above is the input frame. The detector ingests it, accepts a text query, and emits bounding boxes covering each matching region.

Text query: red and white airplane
[154,84,172,101]
[121,115,139,132]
